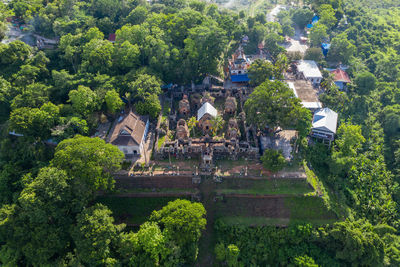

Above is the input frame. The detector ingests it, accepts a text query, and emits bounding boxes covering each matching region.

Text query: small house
[311,108,338,144]
[297,60,323,86]
[331,68,351,91]
[109,111,149,157]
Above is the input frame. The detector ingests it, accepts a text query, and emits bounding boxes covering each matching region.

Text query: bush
[261,149,286,172]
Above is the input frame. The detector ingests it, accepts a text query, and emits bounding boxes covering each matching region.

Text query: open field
[215,195,337,226]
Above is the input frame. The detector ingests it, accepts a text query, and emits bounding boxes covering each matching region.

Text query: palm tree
[210,115,224,136]
[187,116,198,137]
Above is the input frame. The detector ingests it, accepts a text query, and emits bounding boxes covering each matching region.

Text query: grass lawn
[157,135,166,149]
[284,196,338,224]
[214,195,337,226]
[216,178,313,195]
[96,196,187,225]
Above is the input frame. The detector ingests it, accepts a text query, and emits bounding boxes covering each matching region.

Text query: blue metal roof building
[231,74,250,83]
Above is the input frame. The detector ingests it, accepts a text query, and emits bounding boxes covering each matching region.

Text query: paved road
[266,5,286,22]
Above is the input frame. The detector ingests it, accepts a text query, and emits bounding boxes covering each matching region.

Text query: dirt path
[196,177,217,267]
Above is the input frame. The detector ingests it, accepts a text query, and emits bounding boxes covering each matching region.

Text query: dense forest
[0,0,400,265]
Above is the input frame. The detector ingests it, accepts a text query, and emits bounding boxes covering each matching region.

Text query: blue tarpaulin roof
[307,24,313,29]
[161,83,173,89]
[231,74,250,83]
[321,43,331,56]
[312,16,319,24]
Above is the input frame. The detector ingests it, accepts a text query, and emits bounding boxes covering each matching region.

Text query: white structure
[301,102,322,111]
[311,108,338,143]
[297,60,323,86]
[109,111,149,157]
[197,102,218,133]
[197,102,217,121]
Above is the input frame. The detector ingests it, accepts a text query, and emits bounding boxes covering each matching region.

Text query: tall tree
[51,136,124,196]
[248,59,275,87]
[8,102,60,139]
[105,89,124,115]
[0,167,74,266]
[244,80,308,132]
[72,204,124,266]
[150,199,206,263]
[68,85,99,117]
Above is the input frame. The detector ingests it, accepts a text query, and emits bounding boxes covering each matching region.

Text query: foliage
[72,204,124,266]
[309,23,328,47]
[68,85,99,117]
[248,59,275,87]
[0,167,73,265]
[292,8,314,29]
[105,89,124,115]
[210,115,224,136]
[324,220,385,266]
[150,199,206,263]
[318,4,337,29]
[9,102,60,139]
[215,243,241,267]
[244,80,310,133]
[354,71,377,95]
[136,93,161,119]
[51,136,124,195]
[187,116,198,137]
[215,218,399,266]
[261,149,286,172]
[129,73,161,101]
[327,33,356,64]
[304,47,324,62]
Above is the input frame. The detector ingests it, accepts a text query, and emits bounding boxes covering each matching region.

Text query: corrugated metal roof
[197,102,217,121]
[312,108,338,134]
[331,68,351,83]
[297,60,323,79]
[231,74,250,83]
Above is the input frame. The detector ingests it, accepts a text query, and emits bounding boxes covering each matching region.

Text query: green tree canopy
[68,85,99,117]
[51,136,124,195]
[327,33,356,64]
[244,80,307,131]
[248,59,275,87]
[309,23,328,47]
[105,89,124,115]
[72,204,124,266]
[150,199,206,263]
[354,71,377,95]
[261,149,286,173]
[292,8,314,29]
[326,220,385,266]
[0,167,73,265]
[129,73,162,100]
[136,93,161,119]
[9,102,60,139]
